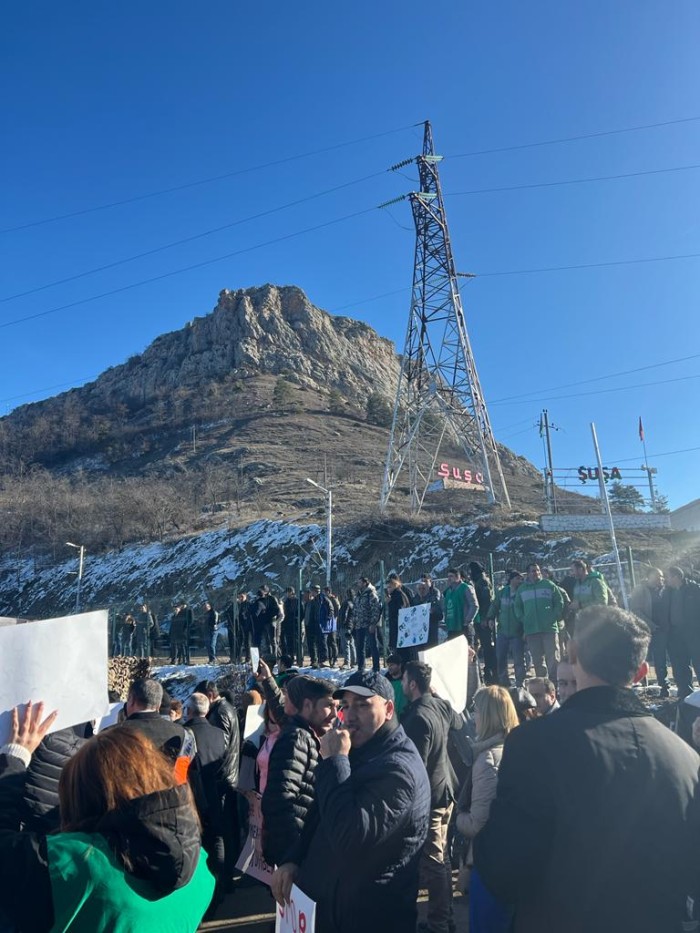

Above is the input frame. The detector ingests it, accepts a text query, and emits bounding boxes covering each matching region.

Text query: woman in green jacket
[0,702,215,933]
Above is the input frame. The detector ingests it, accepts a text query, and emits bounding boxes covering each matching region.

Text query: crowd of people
[3,556,700,932]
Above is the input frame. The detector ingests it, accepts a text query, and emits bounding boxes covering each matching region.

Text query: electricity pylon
[379,121,511,514]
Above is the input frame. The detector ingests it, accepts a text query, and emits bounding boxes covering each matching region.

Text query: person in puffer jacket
[0,702,215,933]
[21,725,87,833]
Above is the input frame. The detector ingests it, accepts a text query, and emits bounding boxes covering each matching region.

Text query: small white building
[670,499,700,533]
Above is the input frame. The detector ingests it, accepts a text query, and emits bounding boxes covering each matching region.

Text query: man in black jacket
[474,605,700,933]
[664,566,700,699]
[387,573,412,661]
[120,678,185,762]
[271,670,431,933]
[184,692,227,903]
[198,679,242,886]
[281,587,301,662]
[401,661,459,933]
[260,674,336,867]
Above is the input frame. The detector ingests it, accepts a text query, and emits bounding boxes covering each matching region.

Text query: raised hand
[9,701,58,756]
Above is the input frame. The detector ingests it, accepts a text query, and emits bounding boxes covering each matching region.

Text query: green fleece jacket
[488,585,523,638]
[513,579,565,635]
[573,572,609,609]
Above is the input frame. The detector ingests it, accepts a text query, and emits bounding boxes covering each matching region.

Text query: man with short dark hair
[386,573,411,657]
[570,559,609,616]
[304,585,327,668]
[630,567,668,696]
[514,563,563,679]
[442,568,478,643]
[281,586,301,661]
[556,660,577,704]
[489,570,526,687]
[271,670,430,933]
[260,674,336,867]
[120,677,185,762]
[527,677,559,716]
[417,574,443,647]
[664,566,700,699]
[169,604,188,664]
[354,576,382,672]
[204,601,219,664]
[252,586,283,659]
[401,661,459,933]
[475,606,700,932]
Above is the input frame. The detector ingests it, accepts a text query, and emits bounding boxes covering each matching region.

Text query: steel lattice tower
[379,121,511,514]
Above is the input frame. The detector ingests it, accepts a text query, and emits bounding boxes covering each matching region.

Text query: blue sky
[2,2,699,508]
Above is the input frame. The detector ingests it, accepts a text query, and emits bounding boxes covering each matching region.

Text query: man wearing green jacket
[514,563,564,678]
[488,571,526,687]
[571,559,609,619]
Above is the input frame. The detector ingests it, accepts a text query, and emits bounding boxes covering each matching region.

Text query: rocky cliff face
[95,284,400,405]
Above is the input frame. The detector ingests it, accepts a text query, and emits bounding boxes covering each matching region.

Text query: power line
[0,377,99,406]
[0,123,419,236]
[16,157,695,304]
[490,372,700,407]
[491,351,700,404]
[447,163,700,198]
[0,204,379,331]
[477,250,700,279]
[448,115,700,159]
[611,445,700,464]
[1,168,389,303]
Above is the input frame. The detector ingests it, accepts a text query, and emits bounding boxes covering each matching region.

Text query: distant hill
[0,283,584,563]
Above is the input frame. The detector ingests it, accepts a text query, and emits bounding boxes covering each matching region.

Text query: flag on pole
[638,416,644,442]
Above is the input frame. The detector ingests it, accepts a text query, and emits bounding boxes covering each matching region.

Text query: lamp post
[306,478,332,588]
[66,541,85,612]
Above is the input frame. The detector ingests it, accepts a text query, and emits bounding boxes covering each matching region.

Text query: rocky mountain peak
[96,284,400,404]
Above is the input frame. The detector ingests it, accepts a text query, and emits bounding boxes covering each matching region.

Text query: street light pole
[306,478,332,588]
[66,542,85,612]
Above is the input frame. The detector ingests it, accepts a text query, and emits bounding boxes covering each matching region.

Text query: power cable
[446,163,700,198]
[448,115,700,160]
[0,204,379,331]
[610,445,700,464]
[491,351,700,404]
[0,123,418,235]
[477,251,700,279]
[490,372,700,407]
[1,168,389,303]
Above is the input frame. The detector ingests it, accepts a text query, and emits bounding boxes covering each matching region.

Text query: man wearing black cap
[270,670,431,933]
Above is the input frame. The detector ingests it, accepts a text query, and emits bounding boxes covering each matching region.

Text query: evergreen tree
[328,388,344,414]
[607,482,645,513]
[366,393,393,428]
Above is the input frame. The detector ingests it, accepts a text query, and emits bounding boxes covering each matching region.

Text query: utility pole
[380,120,510,515]
[590,423,628,609]
[66,542,85,613]
[638,416,657,507]
[539,409,558,514]
[306,478,332,588]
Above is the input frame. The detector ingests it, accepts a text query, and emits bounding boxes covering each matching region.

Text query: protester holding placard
[0,702,215,932]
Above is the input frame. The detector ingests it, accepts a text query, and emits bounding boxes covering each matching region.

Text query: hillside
[0,284,558,561]
[3,281,689,619]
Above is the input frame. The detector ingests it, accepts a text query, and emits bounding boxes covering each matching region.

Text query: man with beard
[260,674,336,867]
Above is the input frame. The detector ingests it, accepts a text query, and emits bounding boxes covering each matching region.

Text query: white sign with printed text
[275,883,316,933]
[397,603,430,648]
